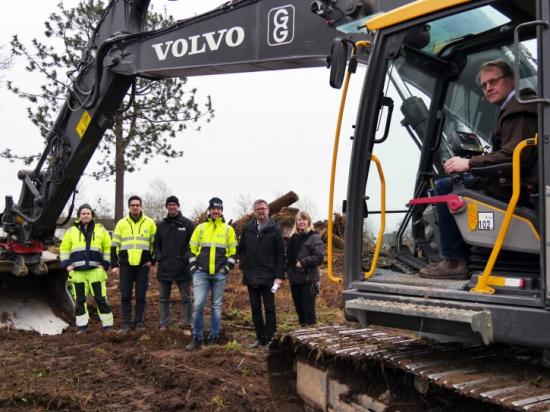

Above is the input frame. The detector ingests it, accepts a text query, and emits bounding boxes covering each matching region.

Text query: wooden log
[320,229,345,250]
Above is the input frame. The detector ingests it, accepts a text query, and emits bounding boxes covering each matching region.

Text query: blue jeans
[434,176,473,260]
[191,271,227,341]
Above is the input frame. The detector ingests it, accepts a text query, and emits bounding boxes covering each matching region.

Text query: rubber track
[276,325,550,411]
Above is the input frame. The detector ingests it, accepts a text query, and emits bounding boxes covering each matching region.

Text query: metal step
[346,297,493,345]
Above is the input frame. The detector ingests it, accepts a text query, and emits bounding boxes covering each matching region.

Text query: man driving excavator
[419,59,538,280]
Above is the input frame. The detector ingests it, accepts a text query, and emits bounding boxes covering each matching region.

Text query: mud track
[0,265,344,411]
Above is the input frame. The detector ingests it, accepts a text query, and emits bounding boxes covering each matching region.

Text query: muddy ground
[0,261,345,412]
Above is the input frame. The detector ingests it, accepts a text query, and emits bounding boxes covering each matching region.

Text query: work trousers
[158,279,192,326]
[434,176,473,260]
[191,271,227,342]
[247,285,276,345]
[71,267,113,328]
[120,265,149,327]
[290,282,318,326]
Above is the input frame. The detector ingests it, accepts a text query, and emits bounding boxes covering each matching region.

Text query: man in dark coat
[420,59,538,280]
[154,195,196,330]
[238,199,285,348]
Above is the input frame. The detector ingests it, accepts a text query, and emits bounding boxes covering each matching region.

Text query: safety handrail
[471,135,538,294]
[327,40,370,285]
[363,154,386,279]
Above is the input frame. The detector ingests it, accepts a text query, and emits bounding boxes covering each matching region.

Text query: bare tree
[190,202,207,223]
[0,46,11,72]
[142,178,171,221]
[295,195,318,220]
[233,193,253,218]
[94,195,113,219]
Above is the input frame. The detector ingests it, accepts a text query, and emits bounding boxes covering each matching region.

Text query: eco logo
[268,5,295,46]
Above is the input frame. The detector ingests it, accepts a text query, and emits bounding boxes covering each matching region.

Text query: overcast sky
[0,1,418,229]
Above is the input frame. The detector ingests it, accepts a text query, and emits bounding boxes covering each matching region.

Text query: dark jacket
[286,230,325,284]
[238,218,285,286]
[469,89,538,201]
[154,212,195,282]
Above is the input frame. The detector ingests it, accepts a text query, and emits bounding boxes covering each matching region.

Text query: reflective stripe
[189,257,197,262]
[70,246,87,252]
[197,242,232,248]
[60,253,70,260]
[75,313,89,327]
[99,312,114,327]
[73,260,102,268]
[227,257,236,265]
[120,244,149,251]
[111,240,120,247]
[72,261,87,267]
[120,235,149,242]
[189,240,199,247]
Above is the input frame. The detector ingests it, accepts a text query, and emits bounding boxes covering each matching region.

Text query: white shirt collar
[500,89,515,110]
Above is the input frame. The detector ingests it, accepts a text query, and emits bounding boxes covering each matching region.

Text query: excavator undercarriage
[269,326,550,411]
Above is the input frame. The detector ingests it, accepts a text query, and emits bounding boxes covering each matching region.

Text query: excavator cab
[341,0,550,347]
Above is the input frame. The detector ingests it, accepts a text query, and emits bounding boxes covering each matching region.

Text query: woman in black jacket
[286,211,324,326]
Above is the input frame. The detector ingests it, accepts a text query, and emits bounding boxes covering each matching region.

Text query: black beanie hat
[165,195,179,206]
[208,197,223,210]
[77,203,94,217]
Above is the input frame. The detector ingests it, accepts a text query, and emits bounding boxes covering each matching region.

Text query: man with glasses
[111,195,157,331]
[238,199,284,349]
[420,59,538,280]
[185,197,238,350]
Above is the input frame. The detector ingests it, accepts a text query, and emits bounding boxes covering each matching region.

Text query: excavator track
[268,325,550,411]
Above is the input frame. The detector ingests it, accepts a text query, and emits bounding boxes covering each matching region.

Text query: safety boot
[419,259,469,280]
[185,338,203,351]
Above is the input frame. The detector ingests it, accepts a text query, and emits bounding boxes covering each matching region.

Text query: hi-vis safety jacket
[111,213,156,267]
[189,217,237,275]
[60,221,111,271]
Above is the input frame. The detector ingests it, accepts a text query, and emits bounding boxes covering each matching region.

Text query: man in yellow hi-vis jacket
[111,195,156,331]
[60,204,113,333]
[185,197,237,351]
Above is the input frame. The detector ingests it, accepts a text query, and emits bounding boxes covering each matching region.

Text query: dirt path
[0,266,344,411]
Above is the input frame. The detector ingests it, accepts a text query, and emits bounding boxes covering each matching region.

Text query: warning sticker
[477,212,494,230]
[76,111,91,138]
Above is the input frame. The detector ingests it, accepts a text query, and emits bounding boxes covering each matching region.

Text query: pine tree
[3,0,214,219]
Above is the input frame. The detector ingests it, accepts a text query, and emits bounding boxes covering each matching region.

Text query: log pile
[231,191,299,236]
[194,191,346,250]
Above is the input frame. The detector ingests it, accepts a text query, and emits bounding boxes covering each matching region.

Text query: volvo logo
[268,5,295,46]
[151,27,245,61]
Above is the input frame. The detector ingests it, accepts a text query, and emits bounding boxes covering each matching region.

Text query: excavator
[1,0,550,410]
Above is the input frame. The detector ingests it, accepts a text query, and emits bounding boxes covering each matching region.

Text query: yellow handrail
[327,40,371,285]
[326,70,351,285]
[471,135,538,294]
[364,154,386,279]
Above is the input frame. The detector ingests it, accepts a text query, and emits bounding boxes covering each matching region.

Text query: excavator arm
[2,0,371,248]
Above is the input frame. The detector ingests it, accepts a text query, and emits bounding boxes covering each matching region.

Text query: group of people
[60,195,325,351]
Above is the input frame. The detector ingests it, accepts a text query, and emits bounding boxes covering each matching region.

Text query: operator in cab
[60,204,113,333]
[420,59,538,280]
[111,195,157,331]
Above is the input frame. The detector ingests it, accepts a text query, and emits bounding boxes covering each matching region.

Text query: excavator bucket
[0,250,73,335]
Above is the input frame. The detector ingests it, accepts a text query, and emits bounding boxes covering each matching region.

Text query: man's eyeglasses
[479,75,506,91]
